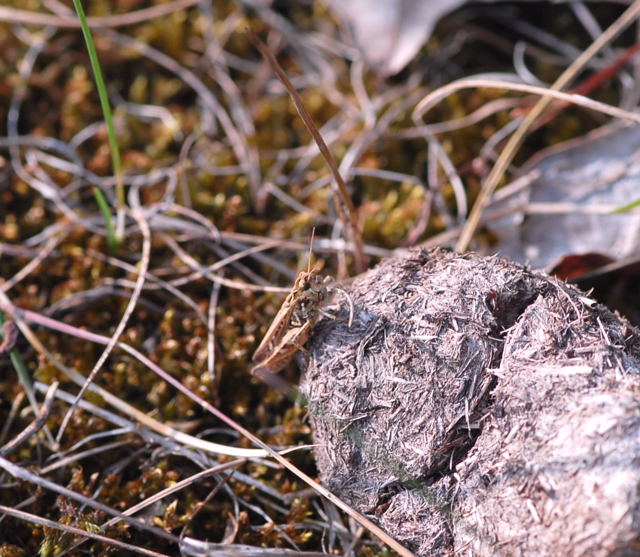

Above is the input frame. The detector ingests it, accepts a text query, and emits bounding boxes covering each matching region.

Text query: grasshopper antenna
[307,227,316,273]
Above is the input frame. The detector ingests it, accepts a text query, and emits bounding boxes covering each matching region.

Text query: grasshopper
[252,260,331,375]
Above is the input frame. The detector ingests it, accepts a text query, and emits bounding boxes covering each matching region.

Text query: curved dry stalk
[168,203,221,242]
[415,76,640,126]
[428,136,468,221]
[0,391,24,447]
[7,27,97,232]
[248,29,367,275]
[56,207,151,443]
[0,233,65,293]
[396,96,528,139]
[328,285,354,327]
[207,281,222,383]
[0,381,58,457]
[0,0,200,29]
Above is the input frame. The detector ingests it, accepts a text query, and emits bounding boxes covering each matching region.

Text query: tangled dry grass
[0,1,639,556]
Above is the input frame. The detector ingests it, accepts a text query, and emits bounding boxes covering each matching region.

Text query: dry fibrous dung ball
[300,248,640,556]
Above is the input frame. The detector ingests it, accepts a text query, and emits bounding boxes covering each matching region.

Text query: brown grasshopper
[252,260,331,376]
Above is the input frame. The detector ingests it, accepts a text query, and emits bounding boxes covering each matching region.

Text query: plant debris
[302,248,640,556]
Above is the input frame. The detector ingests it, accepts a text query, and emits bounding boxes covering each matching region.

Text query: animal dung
[300,248,640,556]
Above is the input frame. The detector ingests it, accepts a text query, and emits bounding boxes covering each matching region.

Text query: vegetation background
[0,1,637,555]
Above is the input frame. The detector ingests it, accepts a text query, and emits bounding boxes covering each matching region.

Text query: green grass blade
[93,186,117,252]
[611,199,640,214]
[72,0,125,249]
[0,311,32,393]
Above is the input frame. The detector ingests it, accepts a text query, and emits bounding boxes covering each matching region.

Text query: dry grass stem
[248,29,367,274]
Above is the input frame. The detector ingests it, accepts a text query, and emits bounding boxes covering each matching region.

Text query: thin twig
[0,382,58,457]
[247,29,367,274]
[0,0,200,29]
[56,207,151,442]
